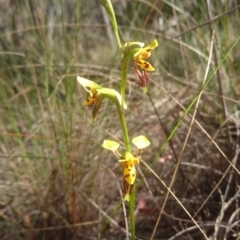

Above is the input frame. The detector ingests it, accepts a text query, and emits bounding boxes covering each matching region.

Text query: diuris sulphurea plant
[77,0,158,238]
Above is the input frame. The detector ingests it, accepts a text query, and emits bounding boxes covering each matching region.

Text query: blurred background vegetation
[0,0,239,239]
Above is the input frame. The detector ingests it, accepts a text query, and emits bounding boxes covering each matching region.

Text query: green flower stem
[129,184,136,240]
[98,0,122,49]
[120,59,128,110]
[116,102,135,240]
[116,102,130,152]
[118,56,136,240]
[99,1,135,236]
[114,28,122,50]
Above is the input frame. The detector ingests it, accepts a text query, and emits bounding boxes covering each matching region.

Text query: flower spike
[102,137,150,201]
[123,39,158,93]
[119,151,140,201]
[77,76,127,120]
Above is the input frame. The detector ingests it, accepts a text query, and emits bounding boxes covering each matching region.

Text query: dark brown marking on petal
[145,62,149,68]
[86,87,91,91]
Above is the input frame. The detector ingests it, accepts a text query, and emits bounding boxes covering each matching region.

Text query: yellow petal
[137,60,155,71]
[102,140,120,151]
[132,39,158,71]
[134,39,158,58]
[142,39,158,51]
[123,161,136,185]
[84,96,97,106]
[124,41,145,48]
[132,135,150,149]
[77,76,101,96]
[97,88,127,109]
[137,50,151,60]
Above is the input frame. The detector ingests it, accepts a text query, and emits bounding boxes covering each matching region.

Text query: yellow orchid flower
[124,39,158,71]
[102,136,150,201]
[77,76,101,106]
[119,152,139,183]
[132,39,158,72]
[124,39,158,93]
[77,76,127,119]
[119,152,140,201]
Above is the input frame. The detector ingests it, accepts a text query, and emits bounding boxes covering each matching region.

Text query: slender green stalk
[129,184,136,240]
[116,102,135,240]
[97,1,135,238]
[116,102,130,152]
[98,0,122,49]
[118,57,136,239]
[120,60,128,115]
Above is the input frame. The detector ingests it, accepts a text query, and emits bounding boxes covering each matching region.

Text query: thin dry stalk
[150,32,214,240]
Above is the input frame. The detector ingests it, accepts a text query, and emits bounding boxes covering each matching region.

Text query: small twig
[151,79,240,220]
[223,116,240,202]
[171,0,189,80]
[150,30,214,240]
[224,197,240,240]
[205,0,228,132]
[173,4,240,39]
[180,162,222,175]
[150,80,240,175]
[141,159,209,240]
[147,91,180,164]
[193,147,240,220]
[169,222,228,240]
[96,164,129,240]
[100,4,115,49]
[137,164,153,197]
[214,188,240,239]
[118,183,129,240]
[75,188,131,237]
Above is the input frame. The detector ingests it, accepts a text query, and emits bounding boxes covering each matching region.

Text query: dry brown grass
[0,0,240,239]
